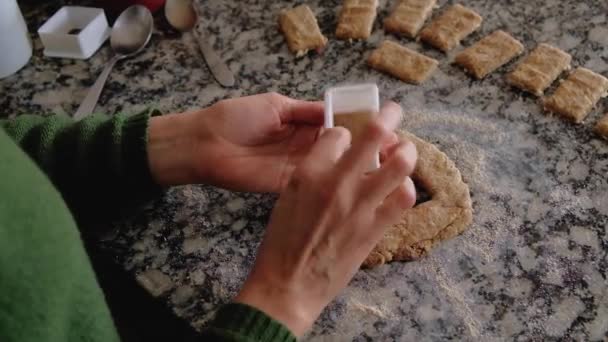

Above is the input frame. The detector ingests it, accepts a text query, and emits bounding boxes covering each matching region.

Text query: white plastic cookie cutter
[324,83,381,171]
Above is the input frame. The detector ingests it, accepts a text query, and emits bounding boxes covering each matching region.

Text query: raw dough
[594,113,608,138]
[336,0,378,40]
[364,131,473,267]
[278,5,328,57]
[384,0,437,39]
[506,43,571,96]
[543,67,608,123]
[419,4,482,52]
[367,40,438,84]
[454,30,524,79]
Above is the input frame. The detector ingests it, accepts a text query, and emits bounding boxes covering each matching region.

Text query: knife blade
[193,31,235,87]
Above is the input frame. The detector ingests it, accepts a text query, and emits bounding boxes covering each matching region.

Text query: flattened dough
[278,5,328,56]
[336,0,379,40]
[419,4,482,52]
[364,131,473,267]
[367,40,438,84]
[594,113,608,138]
[454,30,524,79]
[543,67,608,123]
[507,43,571,96]
[384,0,437,39]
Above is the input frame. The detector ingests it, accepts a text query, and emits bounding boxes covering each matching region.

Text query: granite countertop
[2,0,607,340]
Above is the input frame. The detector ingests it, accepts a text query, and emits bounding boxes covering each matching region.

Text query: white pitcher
[0,0,32,79]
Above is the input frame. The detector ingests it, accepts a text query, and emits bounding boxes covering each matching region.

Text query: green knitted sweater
[0,111,295,342]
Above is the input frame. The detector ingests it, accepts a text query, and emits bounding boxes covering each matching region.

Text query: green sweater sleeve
[203,303,297,342]
[0,110,163,222]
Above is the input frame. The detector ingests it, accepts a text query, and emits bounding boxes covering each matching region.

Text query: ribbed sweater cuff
[121,109,164,197]
[206,303,297,342]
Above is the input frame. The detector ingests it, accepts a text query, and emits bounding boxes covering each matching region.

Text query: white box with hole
[324,83,381,171]
[38,6,111,59]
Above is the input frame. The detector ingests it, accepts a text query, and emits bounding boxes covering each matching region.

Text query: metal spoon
[74,5,154,120]
[165,0,235,87]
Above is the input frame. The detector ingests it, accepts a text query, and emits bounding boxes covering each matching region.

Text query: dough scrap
[507,43,571,96]
[454,30,524,79]
[594,113,608,138]
[543,67,608,123]
[278,5,328,57]
[367,40,438,84]
[419,4,482,52]
[364,131,473,267]
[336,0,379,40]
[384,0,437,39]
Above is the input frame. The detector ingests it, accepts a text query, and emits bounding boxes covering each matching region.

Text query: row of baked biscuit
[278,1,608,138]
[380,1,608,135]
[389,1,608,134]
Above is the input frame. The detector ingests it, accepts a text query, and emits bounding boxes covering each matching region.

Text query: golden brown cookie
[543,68,608,123]
[384,0,437,39]
[364,131,473,267]
[419,4,482,52]
[506,43,571,96]
[367,40,438,84]
[336,0,379,40]
[278,5,328,57]
[454,30,524,79]
[594,113,608,138]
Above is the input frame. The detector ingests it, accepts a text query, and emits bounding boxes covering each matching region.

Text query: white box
[324,84,381,170]
[38,6,110,59]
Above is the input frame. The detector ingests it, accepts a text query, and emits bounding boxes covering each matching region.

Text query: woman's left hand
[147,92,398,193]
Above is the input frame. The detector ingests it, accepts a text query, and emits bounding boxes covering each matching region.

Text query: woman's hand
[234,105,417,336]
[147,92,398,192]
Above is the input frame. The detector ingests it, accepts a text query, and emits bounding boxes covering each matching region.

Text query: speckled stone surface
[2,0,608,340]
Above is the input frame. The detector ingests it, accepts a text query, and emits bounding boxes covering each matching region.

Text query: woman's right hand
[235,102,418,336]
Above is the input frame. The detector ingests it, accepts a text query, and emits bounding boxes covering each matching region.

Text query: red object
[95,0,165,15]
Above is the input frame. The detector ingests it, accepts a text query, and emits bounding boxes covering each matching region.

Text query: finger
[379,133,399,163]
[337,102,402,172]
[361,140,417,207]
[301,127,351,172]
[281,99,325,125]
[338,120,389,175]
[374,177,417,228]
[376,102,402,162]
[376,101,403,132]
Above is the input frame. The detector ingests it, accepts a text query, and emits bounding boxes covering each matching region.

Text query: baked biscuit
[454,30,524,79]
[543,68,608,123]
[384,0,437,39]
[507,43,571,96]
[419,4,482,52]
[336,0,379,40]
[278,5,328,57]
[367,40,438,84]
[594,113,608,138]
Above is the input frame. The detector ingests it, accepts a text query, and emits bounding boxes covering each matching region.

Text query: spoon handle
[192,31,235,87]
[74,56,120,120]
